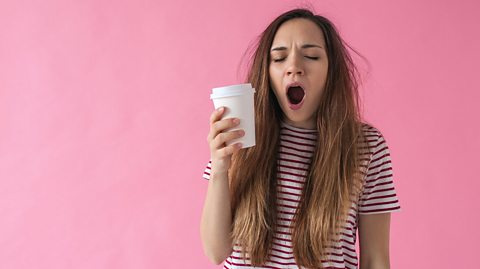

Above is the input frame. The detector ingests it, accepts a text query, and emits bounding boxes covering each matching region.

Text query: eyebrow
[270,44,324,52]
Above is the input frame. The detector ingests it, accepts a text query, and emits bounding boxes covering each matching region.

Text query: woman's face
[269,18,329,129]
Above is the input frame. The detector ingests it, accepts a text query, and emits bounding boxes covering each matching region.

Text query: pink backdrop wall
[1,0,479,268]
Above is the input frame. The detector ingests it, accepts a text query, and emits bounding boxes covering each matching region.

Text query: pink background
[0,0,479,268]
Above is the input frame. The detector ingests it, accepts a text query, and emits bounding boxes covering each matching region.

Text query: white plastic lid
[210,83,256,99]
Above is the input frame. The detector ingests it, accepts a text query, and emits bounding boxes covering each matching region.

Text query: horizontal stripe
[276,202,298,210]
[280,132,317,142]
[277,183,303,191]
[373,143,388,154]
[359,193,397,202]
[277,169,309,178]
[363,180,393,190]
[277,195,300,203]
[277,176,305,185]
[277,163,309,172]
[361,199,399,207]
[281,125,318,135]
[277,157,310,165]
[278,150,312,160]
[366,167,392,178]
[358,206,401,214]
[365,173,393,184]
[368,159,392,171]
[280,136,316,147]
[279,144,315,154]
[277,189,302,197]
[362,186,396,196]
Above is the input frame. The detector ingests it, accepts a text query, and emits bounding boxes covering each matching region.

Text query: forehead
[271,18,326,47]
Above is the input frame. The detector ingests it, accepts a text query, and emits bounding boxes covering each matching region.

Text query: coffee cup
[210,83,256,148]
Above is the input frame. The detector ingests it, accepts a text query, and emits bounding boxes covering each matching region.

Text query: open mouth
[287,86,305,105]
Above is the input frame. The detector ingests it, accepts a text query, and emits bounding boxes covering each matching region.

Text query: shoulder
[360,121,383,139]
[356,122,394,174]
[359,122,389,152]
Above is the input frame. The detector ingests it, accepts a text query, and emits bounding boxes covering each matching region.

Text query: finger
[207,107,228,142]
[211,118,240,139]
[218,143,243,158]
[212,129,245,149]
[208,116,240,144]
[209,107,225,126]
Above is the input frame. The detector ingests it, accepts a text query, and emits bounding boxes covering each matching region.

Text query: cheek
[314,67,328,87]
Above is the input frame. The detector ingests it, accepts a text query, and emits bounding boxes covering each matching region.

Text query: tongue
[288,86,304,104]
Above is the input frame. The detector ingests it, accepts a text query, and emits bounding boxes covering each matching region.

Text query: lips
[285,82,306,110]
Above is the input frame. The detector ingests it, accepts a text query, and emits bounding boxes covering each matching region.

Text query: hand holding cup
[206,107,245,174]
[207,83,256,174]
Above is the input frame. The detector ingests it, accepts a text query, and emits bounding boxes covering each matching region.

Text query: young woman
[200,8,401,269]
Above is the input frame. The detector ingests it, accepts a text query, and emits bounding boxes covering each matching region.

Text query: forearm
[358,213,391,269]
[359,256,390,269]
[200,171,233,264]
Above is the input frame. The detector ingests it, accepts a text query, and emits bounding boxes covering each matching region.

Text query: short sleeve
[358,131,401,215]
[202,160,212,180]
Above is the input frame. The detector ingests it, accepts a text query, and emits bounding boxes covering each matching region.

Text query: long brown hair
[228,8,369,268]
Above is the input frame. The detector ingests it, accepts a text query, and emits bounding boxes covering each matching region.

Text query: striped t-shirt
[202,120,401,269]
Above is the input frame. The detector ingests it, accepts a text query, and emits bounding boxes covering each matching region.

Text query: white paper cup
[210,83,256,148]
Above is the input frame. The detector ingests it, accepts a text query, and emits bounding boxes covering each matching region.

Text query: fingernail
[217,107,224,112]
[233,118,240,124]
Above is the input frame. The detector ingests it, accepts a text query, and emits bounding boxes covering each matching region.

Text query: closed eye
[272,56,319,62]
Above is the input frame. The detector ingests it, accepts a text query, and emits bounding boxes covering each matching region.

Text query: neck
[281,118,317,131]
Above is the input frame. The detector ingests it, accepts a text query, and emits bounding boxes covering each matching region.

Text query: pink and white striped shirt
[202,120,401,269]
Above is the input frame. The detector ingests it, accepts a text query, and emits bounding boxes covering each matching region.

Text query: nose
[286,55,304,76]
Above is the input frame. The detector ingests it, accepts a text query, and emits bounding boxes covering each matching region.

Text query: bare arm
[200,170,233,264]
[200,107,244,264]
[358,213,391,269]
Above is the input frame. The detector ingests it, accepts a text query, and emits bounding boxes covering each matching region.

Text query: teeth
[287,86,305,104]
